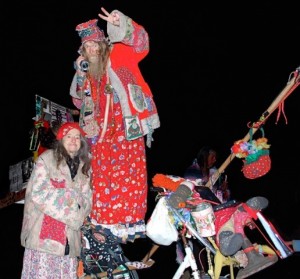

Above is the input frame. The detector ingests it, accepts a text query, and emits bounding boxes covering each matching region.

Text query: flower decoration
[231,137,271,159]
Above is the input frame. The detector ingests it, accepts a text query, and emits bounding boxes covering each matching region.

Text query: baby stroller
[78,220,140,279]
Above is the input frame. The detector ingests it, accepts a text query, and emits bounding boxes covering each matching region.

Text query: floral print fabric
[89,86,148,226]
[21,248,77,279]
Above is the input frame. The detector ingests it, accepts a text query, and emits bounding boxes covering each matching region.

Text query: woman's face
[62,129,81,157]
[207,151,217,168]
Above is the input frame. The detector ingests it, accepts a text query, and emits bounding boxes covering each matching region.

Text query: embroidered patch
[128,84,146,112]
[80,96,100,138]
[124,115,143,140]
[50,178,65,188]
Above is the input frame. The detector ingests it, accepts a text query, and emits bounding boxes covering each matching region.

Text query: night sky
[4,0,300,240]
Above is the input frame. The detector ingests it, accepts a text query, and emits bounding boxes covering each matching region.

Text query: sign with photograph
[9,157,34,192]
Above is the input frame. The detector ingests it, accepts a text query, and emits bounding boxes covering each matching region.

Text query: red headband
[56,122,86,140]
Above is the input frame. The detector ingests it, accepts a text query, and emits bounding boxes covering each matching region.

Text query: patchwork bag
[242,128,271,179]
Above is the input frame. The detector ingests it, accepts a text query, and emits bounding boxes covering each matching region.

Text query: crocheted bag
[242,128,271,179]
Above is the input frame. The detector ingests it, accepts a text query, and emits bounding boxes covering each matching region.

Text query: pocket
[39,214,66,245]
[128,84,146,112]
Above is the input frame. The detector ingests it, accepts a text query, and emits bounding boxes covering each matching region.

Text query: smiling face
[83,41,100,61]
[82,40,102,79]
[62,128,81,157]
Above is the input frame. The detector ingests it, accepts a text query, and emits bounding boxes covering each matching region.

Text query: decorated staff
[206,66,300,188]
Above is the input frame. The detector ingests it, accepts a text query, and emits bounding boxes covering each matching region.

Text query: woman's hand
[98,7,120,26]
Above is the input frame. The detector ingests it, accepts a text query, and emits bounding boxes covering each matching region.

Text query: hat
[56,122,86,140]
[76,19,105,44]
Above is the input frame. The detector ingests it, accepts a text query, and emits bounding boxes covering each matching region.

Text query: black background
[2,1,300,278]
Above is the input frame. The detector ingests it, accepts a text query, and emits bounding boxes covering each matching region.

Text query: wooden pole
[142,244,160,263]
[206,68,300,188]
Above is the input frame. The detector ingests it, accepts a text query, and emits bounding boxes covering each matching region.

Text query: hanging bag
[146,196,178,246]
[242,127,271,179]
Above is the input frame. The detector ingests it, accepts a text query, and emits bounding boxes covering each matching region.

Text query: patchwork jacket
[20,150,92,257]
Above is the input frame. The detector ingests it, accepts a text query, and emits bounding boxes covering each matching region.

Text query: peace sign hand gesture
[98,7,120,26]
